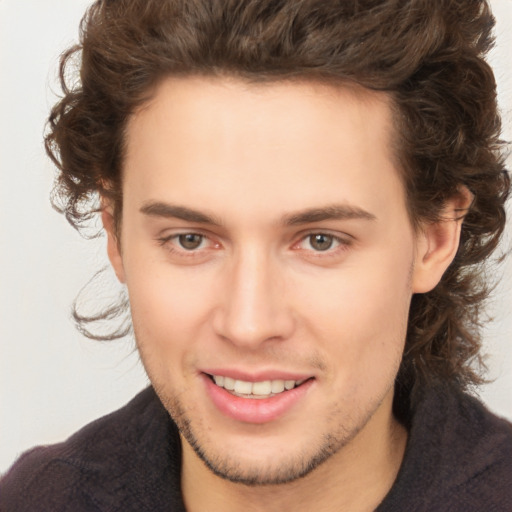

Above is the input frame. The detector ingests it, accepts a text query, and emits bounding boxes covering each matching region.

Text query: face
[107,77,436,485]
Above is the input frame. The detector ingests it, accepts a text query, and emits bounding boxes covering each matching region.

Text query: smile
[210,374,306,399]
[204,373,315,423]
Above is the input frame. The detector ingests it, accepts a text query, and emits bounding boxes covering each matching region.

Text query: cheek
[126,260,217,348]
[126,265,219,390]
[295,253,413,376]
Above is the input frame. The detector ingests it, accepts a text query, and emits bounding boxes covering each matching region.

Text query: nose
[212,247,295,349]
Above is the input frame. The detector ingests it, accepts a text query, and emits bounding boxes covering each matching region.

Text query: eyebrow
[139,201,376,226]
[283,205,376,225]
[140,202,223,225]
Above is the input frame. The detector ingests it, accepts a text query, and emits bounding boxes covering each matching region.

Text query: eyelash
[156,231,352,258]
[157,232,218,258]
[292,233,351,254]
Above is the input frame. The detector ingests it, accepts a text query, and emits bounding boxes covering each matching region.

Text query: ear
[101,202,126,283]
[412,187,473,293]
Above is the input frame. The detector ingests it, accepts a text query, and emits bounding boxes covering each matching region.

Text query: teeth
[211,375,304,397]
[284,380,296,390]
[224,377,236,391]
[253,380,273,395]
[270,380,285,393]
[234,380,253,394]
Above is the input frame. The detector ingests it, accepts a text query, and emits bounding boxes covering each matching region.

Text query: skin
[103,76,466,512]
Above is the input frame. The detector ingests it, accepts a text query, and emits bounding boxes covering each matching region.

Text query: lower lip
[202,374,314,424]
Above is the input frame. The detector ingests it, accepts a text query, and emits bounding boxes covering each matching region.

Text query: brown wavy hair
[46,0,510,395]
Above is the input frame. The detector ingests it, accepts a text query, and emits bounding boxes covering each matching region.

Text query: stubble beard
[158,390,375,487]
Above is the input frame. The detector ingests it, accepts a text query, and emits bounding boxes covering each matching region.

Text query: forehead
[123,76,406,225]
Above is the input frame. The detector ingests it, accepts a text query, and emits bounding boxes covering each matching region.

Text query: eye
[157,231,222,260]
[177,233,205,250]
[308,234,335,251]
[291,231,351,257]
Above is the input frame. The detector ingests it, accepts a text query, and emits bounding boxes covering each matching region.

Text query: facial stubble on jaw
[133,304,408,487]
[156,384,392,487]
[137,323,407,487]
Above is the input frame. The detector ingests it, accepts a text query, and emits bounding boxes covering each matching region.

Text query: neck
[181,390,407,512]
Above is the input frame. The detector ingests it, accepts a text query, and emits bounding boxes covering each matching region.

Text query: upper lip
[201,368,314,382]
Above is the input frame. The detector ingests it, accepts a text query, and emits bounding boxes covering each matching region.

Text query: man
[1,0,511,510]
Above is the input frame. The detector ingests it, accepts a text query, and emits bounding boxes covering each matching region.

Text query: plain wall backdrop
[1,0,511,474]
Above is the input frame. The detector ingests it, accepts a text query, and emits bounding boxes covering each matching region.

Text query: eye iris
[310,234,333,251]
[179,234,203,250]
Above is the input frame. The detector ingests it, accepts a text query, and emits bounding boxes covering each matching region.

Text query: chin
[164,391,369,487]
[184,431,345,486]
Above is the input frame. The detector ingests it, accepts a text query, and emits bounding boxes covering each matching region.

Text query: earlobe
[101,205,126,283]
[412,188,472,294]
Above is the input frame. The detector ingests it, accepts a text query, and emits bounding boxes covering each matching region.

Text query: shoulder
[429,388,512,511]
[0,388,185,512]
[380,382,512,512]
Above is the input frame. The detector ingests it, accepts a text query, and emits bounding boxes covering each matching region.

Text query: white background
[1,0,511,474]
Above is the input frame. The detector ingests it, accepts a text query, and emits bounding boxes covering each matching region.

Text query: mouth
[203,372,315,423]
[207,374,309,399]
